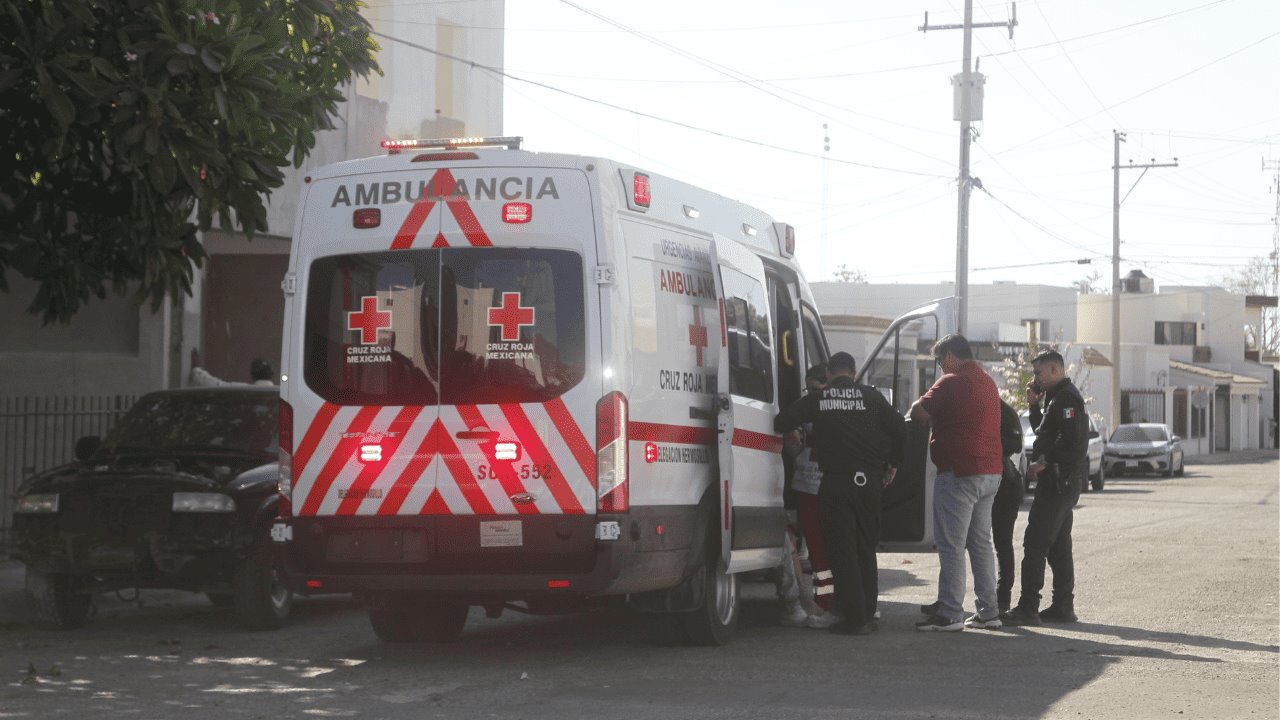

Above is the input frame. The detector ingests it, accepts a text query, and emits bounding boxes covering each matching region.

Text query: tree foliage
[0,0,379,323]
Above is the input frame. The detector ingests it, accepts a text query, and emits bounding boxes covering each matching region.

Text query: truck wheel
[27,571,92,630]
[369,595,468,643]
[233,546,292,631]
[679,549,738,646]
[1090,463,1105,492]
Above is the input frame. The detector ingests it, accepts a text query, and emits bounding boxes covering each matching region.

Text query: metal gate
[0,395,136,547]
[1121,389,1166,425]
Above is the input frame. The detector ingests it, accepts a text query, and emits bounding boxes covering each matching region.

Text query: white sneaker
[964,613,1002,629]
[805,611,844,629]
[778,603,809,628]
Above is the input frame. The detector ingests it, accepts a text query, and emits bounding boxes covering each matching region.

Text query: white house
[1076,277,1275,454]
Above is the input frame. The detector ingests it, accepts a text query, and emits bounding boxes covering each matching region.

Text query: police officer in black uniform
[774,352,905,635]
[1002,349,1087,625]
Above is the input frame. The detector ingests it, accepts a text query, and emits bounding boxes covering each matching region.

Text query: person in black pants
[774,351,906,636]
[992,400,1026,613]
[1002,349,1087,626]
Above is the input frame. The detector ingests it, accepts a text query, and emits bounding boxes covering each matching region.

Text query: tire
[369,595,468,643]
[232,546,293,631]
[27,571,92,630]
[1163,456,1174,478]
[679,548,739,646]
[1174,455,1185,477]
[1090,461,1105,492]
[206,592,235,607]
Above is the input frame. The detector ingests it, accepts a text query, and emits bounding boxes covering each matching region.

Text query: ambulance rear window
[304,249,585,406]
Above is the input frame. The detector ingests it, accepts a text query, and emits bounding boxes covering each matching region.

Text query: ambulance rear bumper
[277,507,702,600]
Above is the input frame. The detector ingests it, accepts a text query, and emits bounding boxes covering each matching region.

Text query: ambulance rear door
[428,165,600,569]
[709,234,786,574]
[856,297,957,552]
[288,174,448,531]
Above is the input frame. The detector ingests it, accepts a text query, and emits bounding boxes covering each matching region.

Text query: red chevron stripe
[294,402,339,478]
[501,404,583,514]
[392,198,436,250]
[437,423,497,515]
[298,405,380,516]
[377,418,440,516]
[456,405,536,515]
[545,397,594,481]
[335,405,424,516]
[420,488,451,515]
[447,196,492,246]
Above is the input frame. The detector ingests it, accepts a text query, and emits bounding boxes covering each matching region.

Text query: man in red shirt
[909,334,1004,631]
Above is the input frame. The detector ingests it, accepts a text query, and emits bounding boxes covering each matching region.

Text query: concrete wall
[0,276,172,399]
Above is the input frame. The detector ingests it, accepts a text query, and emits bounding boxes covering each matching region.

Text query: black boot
[1000,603,1042,626]
[1039,599,1078,623]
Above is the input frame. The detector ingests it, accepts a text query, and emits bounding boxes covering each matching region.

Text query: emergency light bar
[381,136,523,154]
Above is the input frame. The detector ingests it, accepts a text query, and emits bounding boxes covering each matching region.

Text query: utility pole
[920,1,1016,334]
[1111,130,1177,429]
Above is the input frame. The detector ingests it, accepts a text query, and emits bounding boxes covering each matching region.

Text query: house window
[1154,321,1196,345]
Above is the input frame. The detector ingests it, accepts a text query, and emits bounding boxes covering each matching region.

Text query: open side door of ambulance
[855,297,957,552]
[708,234,787,574]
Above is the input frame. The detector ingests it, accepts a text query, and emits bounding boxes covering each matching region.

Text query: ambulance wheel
[680,549,738,646]
[368,596,468,643]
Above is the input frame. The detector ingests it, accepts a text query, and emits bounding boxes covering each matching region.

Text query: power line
[370,30,954,178]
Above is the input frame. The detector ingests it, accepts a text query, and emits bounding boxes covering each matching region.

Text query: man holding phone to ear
[1003,349,1087,626]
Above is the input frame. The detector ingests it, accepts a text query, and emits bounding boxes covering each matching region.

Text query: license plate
[1126,461,1141,468]
[480,520,523,548]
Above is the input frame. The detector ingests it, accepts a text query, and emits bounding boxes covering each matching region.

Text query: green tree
[1,0,380,323]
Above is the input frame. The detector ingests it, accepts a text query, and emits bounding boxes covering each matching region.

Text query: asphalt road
[2,450,1276,719]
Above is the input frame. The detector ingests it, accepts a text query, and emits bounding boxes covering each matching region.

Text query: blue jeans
[933,471,1001,621]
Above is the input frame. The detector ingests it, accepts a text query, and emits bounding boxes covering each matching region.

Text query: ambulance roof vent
[381,136,523,154]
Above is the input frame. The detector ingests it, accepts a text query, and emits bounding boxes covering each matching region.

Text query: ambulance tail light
[595,391,629,513]
[278,399,294,517]
[503,202,532,223]
[633,173,651,208]
[353,208,381,229]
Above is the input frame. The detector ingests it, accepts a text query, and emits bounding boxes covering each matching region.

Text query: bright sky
[501,0,1280,291]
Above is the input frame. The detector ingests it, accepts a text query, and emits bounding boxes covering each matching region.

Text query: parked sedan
[1021,411,1106,491]
[1103,423,1185,478]
[10,387,290,630]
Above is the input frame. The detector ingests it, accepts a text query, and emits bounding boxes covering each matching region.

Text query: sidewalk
[1185,447,1280,466]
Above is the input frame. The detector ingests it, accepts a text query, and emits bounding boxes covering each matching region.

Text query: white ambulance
[272,136,953,645]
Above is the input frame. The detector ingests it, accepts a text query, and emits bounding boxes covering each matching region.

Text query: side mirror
[74,435,101,461]
[1088,430,1099,439]
[1171,435,1182,443]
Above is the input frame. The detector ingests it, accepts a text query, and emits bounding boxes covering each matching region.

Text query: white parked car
[1103,423,1185,478]
[1021,411,1106,491]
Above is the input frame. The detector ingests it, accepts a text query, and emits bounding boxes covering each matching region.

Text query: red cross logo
[488,292,536,342]
[347,295,392,345]
[688,306,709,367]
